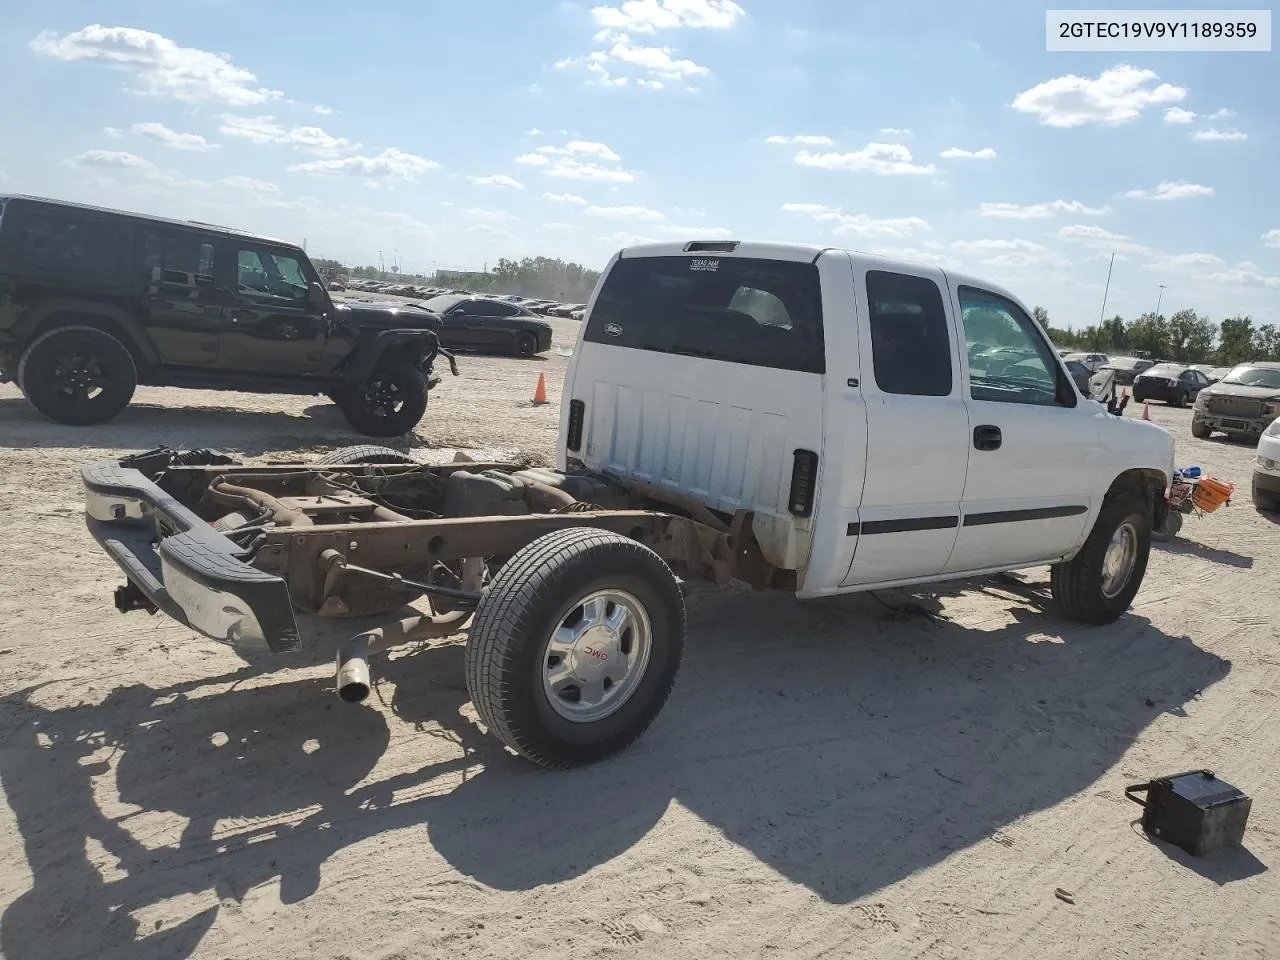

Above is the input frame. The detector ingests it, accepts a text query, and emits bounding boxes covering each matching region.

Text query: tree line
[1039,309,1279,367]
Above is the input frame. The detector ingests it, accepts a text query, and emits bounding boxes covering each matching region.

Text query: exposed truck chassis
[83,446,794,769]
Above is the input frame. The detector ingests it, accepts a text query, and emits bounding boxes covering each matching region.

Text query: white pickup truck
[81,240,1176,770]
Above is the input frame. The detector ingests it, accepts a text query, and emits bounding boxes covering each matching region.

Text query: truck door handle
[973,425,1002,451]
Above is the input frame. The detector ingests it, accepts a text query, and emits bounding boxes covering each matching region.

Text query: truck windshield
[1221,366,1280,389]
[584,255,825,373]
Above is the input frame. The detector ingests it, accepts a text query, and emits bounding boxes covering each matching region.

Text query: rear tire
[514,331,538,358]
[465,527,686,770]
[17,326,137,426]
[1051,492,1152,625]
[1171,391,1188,408]
[336,359,428,438]
[315,445,416,466]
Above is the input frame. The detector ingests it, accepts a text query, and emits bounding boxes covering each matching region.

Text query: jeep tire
[1051,492,1152,625]
[465,527,686,770]
[18,325,137,426]
[334,358,428,438]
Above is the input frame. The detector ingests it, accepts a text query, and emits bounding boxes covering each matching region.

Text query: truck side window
[866,270,952,397]
[236,249,308,303]
[958,286,1065,406]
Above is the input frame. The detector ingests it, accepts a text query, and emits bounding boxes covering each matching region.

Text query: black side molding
[847,516,958,536]
[962,504,1088,527]
[846,504,1089,536]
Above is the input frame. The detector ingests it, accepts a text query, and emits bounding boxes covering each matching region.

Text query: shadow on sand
[0,576,1233,959]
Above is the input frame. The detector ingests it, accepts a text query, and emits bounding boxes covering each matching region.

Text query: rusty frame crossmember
[160,463,795,621]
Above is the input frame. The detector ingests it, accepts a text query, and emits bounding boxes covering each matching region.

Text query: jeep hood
[334,300,441,331]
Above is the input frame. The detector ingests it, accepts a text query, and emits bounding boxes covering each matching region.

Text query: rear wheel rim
[541,589,653,723]
[359,374,405,418]
[52,352,111,403]
[1101,520,1138,599]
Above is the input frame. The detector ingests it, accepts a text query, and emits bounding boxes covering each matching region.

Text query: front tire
[514,331,538,358]
[336,360,428,438]
[1191,418,1212,439]
[1051,492,1152,625]
[465,527,686,770]
[17,326,137,426]
[1171,391,1188,408]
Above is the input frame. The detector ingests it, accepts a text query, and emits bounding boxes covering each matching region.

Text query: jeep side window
[17,212,120,285]
[866,270,953,397]
[139,230,216,289]
[236,249,308,303]
[958,286,1067,407]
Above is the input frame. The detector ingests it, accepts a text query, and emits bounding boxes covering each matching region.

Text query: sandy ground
[1,319,1277,960]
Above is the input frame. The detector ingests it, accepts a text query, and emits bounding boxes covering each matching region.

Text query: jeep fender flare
[17,298,159,368]
[336,328,455,386]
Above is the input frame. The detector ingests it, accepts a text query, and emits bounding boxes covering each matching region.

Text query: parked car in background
[1253,417,1280,512]
[1094,356,1154,387]
[1192,362,1280,441]
[417,294,553,357]
[1063,358,1093,394]
[1064,352,1109,373]
[1131,363,1211,407]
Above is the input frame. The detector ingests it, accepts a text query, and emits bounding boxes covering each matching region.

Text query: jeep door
[839,263,970,587]
[941,281,1102,573]
[219,245,328,375]
[135,228,227,366]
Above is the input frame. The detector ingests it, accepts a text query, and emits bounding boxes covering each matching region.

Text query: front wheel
[17,326,137,426]
[513,331,538,358]
[335,360,428,438]
[1171,391,1189,408]
[1051,493,1152,625]
[1191,418,1212,439]
[464,527,686,770]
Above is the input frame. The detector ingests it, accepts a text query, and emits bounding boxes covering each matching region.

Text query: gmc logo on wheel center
[583,647,608,661]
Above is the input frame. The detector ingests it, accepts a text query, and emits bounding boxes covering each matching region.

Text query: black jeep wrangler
[0,195,457,437]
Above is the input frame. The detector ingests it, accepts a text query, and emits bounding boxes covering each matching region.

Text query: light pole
[1155,284,1167,317]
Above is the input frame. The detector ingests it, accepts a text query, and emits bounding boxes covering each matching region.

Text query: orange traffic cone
[1141,400,1151,421]
[532,372,548,406]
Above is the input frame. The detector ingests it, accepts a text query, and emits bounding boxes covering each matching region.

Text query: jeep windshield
[1220,366,1280,389]
[583,255,825,373]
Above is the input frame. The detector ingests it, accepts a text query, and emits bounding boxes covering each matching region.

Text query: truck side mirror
[307,281,328,309]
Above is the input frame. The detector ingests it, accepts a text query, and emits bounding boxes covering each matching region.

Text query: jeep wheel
[465,527,686,770]
[18,326,137,426]
[1050,493,1152,625]
[336,360,428,438]
[315,445,416,466]
[1191,418,1212,439]
[514,331,538,358]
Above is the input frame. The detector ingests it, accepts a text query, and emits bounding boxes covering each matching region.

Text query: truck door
[220,246,328,375]
[135,228,227,367]
[942,282,1101,573]
[839,263,970,587]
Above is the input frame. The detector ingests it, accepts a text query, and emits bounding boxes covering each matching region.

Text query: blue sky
[0,0,1275,328]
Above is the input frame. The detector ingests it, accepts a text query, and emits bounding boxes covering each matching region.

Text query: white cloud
[940,146,997,160]
[1122,180,1213,201]
[464,208,519,222]
[653,224,733,238]
[131,121,215,152]
[1264,229,1280,249]
[590,0,745,33]
[1010,64,1186,128]
[31,25,281,106]
[1208,268,1280,290]
[216,175,279,193]
[66,149,157,171]
[1142,252,1226,270]
[544,157,636,182]
[538,140,622,162]
[978,199,1110,219]
[951,238,1046,253]
[515,152,550,166]
[794,143,935,176]
[1163,107,1196,124]
[543,192,587,204]
[637,78,665,89]
[526,127,544,136]
[467,174,524,189]
[781,202,929,238]
[103,126,123,138]
[1058,225,1129,242]
[879,127,912,136]
[288,148,439,181]
[601,35,709,79]
[1192,128,1248,142]
[218,114,356,154]
[766,134,834,146]
[1208,108,1236,120]
[314,105,335,115]
[585,205,665,221]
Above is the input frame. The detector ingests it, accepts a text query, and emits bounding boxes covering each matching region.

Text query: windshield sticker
[689,258,720,272]
[603,322,623,337]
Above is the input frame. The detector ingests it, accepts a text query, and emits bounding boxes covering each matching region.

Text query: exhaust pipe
[334,610,474,704]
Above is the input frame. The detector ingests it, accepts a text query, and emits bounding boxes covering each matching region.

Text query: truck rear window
[583,255,825,374]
